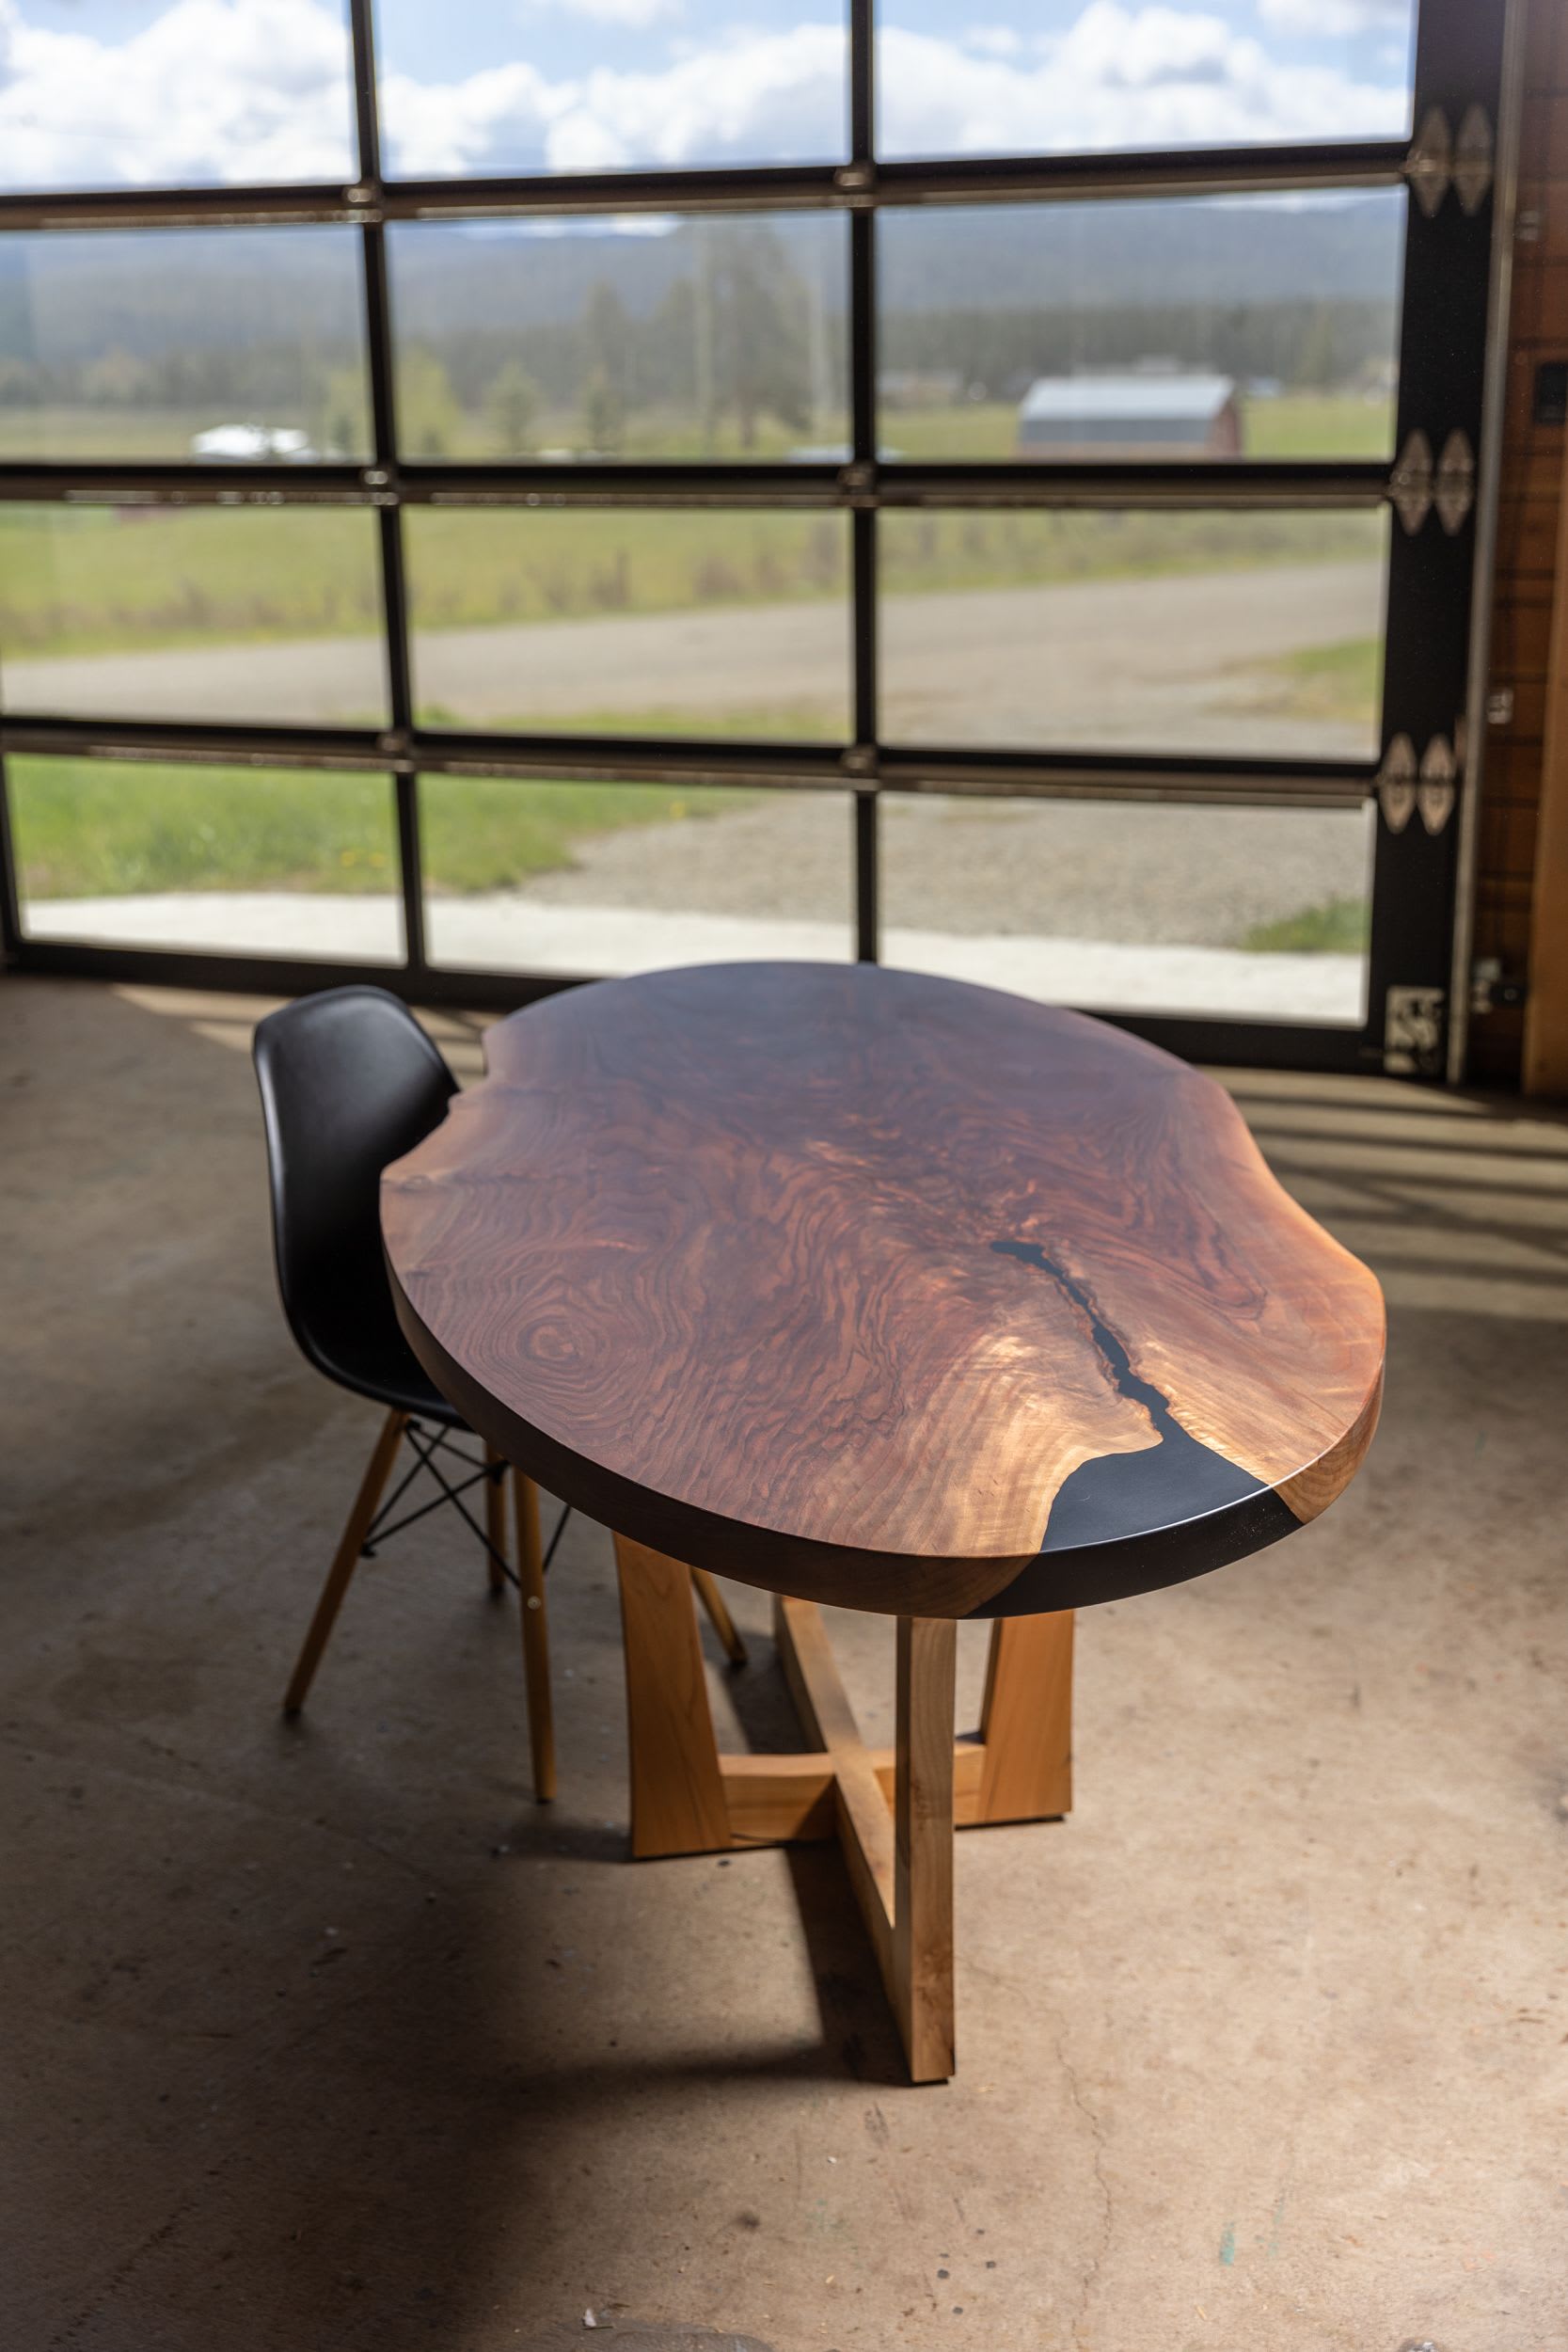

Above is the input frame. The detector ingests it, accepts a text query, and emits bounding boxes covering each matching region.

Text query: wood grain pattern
[385,963,1385,1617]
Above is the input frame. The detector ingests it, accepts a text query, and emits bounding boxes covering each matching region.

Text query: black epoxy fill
[990,1238,1266,1554]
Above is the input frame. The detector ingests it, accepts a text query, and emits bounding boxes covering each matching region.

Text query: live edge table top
[383,962,1385,1621]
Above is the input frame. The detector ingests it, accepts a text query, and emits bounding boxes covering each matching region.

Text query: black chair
[252,986,563,1795]
[252,987,745,1803]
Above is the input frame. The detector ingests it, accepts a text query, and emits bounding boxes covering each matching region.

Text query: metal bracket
[1384,984,1446,1076]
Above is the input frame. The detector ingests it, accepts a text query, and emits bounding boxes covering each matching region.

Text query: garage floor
[3,975,1565,2352]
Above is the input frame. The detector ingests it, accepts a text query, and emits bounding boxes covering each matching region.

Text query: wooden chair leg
[283,1407,406,1716]
[514,1470,557,1803]
[690,1565,748,1666]
[483,1447,508,1593]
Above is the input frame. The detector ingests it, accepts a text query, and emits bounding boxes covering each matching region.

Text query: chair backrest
[252,987,457,1393]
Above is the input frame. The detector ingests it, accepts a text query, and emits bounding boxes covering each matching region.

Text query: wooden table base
[612,1534,1073,2083]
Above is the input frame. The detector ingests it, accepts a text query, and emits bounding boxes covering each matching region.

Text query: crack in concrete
[1053,2012,1114,2348]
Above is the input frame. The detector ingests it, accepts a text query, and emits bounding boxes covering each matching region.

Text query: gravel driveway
[516,791,1372,948]
[5,560,1380,759]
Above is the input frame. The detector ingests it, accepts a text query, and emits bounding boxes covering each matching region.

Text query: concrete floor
[2,974,1565,2352]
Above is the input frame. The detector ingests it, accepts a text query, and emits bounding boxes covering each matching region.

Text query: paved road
[4,559,1381,757]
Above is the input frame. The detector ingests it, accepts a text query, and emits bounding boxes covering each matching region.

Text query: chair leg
[283,1407,407,1717]
[690,1566,748,1667]
[514,1470,557,1803]
[483,1447,508,1592]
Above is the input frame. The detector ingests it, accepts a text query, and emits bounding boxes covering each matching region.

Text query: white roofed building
[1016,371,1241,457]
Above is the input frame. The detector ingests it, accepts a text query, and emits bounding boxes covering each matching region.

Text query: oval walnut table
[383,961,1385,2082]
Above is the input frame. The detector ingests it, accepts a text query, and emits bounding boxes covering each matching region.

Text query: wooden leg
[690,1565,748,1666]
[282,1407,406,1716]
[514,1470,557,1804]
[484,1448,508,1594]
[613,1534,731,1859]
[771,1596,956,2082]
[975,1611,1074,1824]
[894,1616,957,2083]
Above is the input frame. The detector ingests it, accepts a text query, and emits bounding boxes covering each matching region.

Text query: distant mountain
[0,197,1402,362]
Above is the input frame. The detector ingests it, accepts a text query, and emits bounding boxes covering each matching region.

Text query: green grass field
[7,753,758,902]
[1240,897,1370,954]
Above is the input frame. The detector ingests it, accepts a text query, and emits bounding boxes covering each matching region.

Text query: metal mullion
[0,184,358,231]
[0,454,1390,513]
[0,463,372,505]
[868,140,1410,207]
[0,717,395,769]
[402,461,842,506]
[371,140,1409,221]
[347,0,425,979]
[0,137,1409,236]
[0,710,1373,805]
[873,460,1389,511]
[849,158,879,955]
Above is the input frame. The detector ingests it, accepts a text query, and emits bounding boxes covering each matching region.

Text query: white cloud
[0,0,355,186]
[519,0,684,25]
[0,0,1409,190]
[1258,0,1410,32]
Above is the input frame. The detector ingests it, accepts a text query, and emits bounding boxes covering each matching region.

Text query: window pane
[879,509,1386,759]
[406,510,850,739]
[0,230,371,462]
[0,506,388,727]
[0,0,356,192]
[420,775,852,974]
[8,757,403,962]
[374,0,847,177]
[388,215,848,463]
[881,796,1372,1025]
[877,1,1416,159]
[879,195,1402,464]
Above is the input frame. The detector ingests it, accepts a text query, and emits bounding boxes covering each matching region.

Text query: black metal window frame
[0,0,1517,1076]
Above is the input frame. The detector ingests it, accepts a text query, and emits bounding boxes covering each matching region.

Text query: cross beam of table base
[612,1534,1073,2084]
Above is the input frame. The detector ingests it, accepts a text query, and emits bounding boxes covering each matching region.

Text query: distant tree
[708,227,812,452]
[581,364,626,454]
[1294,305,1339,392]
[317,364,368,457]
[583,281,633,384]
[486,360,540,454]
[399,347,465,457]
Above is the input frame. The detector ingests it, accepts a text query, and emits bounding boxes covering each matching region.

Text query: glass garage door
[0,0,1513,1077]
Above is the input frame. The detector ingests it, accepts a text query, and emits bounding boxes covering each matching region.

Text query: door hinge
[1405,103,1494,217]
[1390,428,1476,533]
[1376,731,1457,834]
